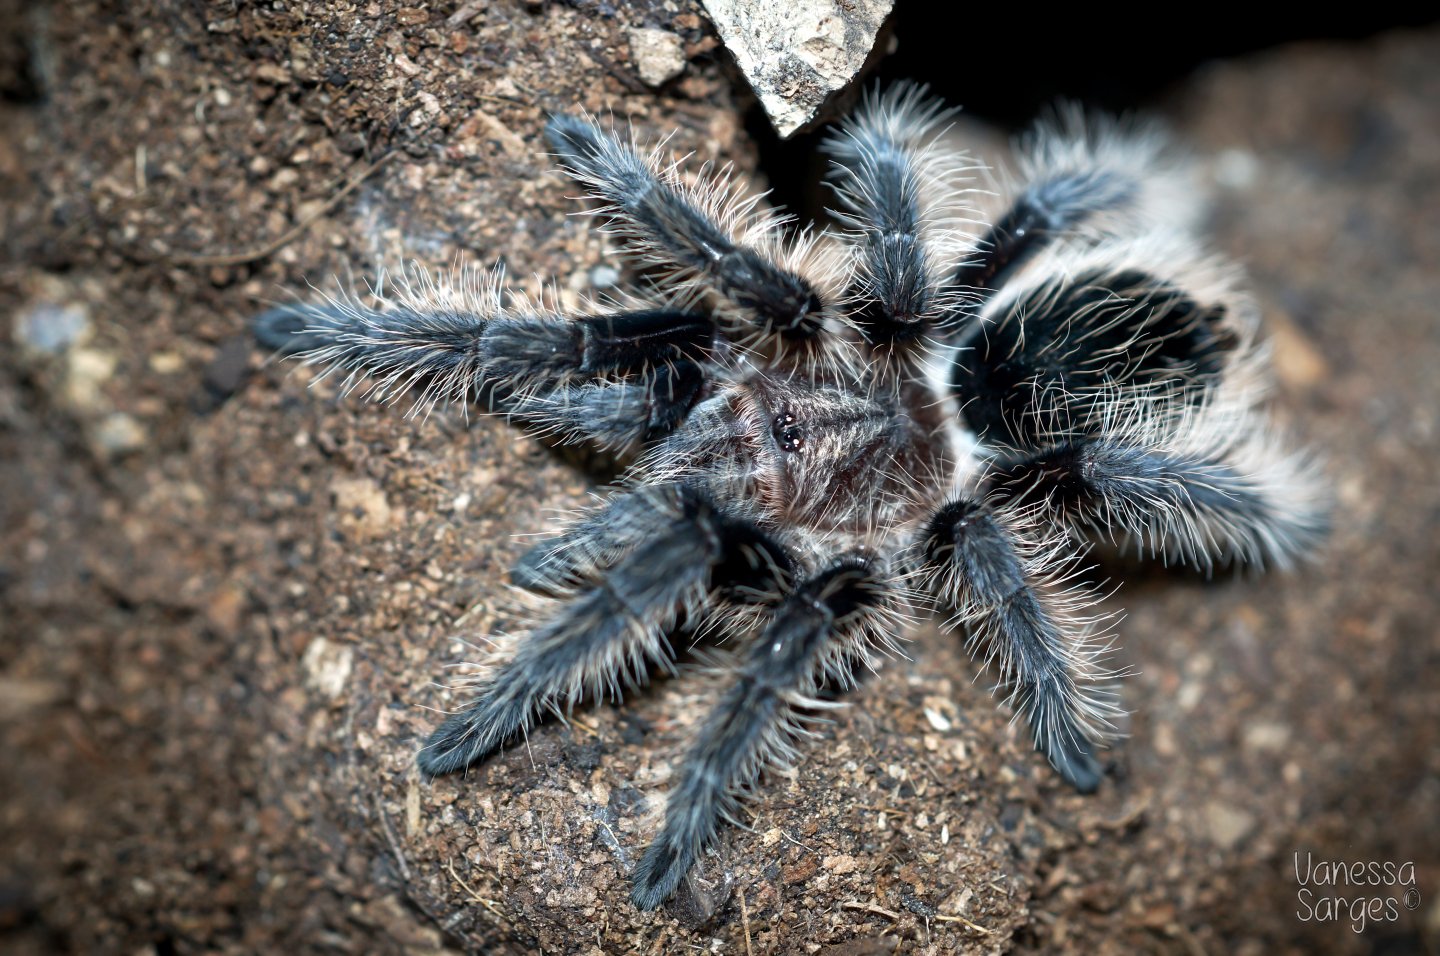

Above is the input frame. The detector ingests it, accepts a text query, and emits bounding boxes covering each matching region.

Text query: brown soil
[2,3,1436,954]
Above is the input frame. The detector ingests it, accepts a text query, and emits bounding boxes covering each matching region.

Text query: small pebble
[64,348,118,414]
[14,301,91,355]
[91,412,147,457]
[627,28,686,87]
[589,264,621,289]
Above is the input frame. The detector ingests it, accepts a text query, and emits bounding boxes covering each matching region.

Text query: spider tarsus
[543,112,615,167]
[1038,713,1105,793]
[630,843,684,911]
[418,700,521,776]
[253,304,344,355]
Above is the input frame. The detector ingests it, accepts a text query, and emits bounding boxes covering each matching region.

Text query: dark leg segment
[987,435,1329,570]
[580,310,715,373]
[631,557,891,909]
[419,486,790,775]
[919,499,1112,792]
[546,114,827,340]
[255,304,582,402]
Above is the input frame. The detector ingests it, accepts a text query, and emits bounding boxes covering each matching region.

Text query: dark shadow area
[751,9,1440,220]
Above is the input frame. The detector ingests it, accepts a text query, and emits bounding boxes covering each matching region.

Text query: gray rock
[14,300,91,355]
[700,0,892,137]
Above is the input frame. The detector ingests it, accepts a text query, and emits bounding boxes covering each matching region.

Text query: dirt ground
[2,3,1437,954]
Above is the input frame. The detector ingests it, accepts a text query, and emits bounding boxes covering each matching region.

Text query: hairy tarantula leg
[507,359,707,452]
[823,84,963,347]
[545,114,828,341]
[919,500,1117,792]
[986,424,1330,572]
[951,113,1183,311]
[419,486,791,776]
[255,295,719,445]
[631,557,894,910]
[254,299,713,399]
[954,173,1132,303]
[511,472,793,595]
[511,489,667,595]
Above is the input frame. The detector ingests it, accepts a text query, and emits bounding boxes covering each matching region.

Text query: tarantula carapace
[255,86,1327,910]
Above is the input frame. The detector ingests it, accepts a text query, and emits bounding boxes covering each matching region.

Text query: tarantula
[255,86,1327,910]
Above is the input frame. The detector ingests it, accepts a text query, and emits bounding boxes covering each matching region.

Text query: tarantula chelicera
[256,86,1327,909]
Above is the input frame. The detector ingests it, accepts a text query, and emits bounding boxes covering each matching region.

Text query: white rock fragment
[628,27,687,87]
[90,412,148,457]
[589,264,621,289]
[1203,801,1255,850]
[701,0,893,137]
[14,300,91,355]
[302,637,355,700]
[63,347,118,414]
[923,706,952,732]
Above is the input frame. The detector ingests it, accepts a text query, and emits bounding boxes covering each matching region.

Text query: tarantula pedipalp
[255,86,1328,910]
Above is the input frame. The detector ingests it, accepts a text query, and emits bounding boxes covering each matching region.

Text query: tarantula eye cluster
[255,84,1328,910]
[772,409,804,453]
